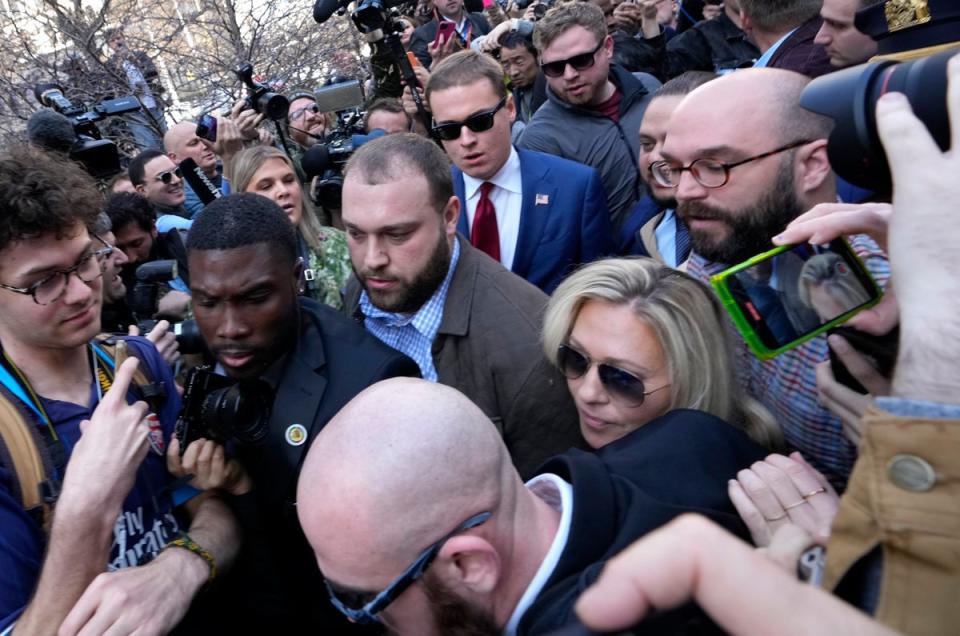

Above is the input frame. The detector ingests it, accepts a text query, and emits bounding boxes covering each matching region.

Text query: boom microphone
[314,0,346,23]
[26,108,76,155]
[300,144,331,179]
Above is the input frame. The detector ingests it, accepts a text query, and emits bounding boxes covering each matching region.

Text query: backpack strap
[0,385,56,531]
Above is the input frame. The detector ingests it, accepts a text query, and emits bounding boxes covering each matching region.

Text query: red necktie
[472,182,500,262]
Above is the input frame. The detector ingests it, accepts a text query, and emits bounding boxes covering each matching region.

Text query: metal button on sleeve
[887,454,936,492]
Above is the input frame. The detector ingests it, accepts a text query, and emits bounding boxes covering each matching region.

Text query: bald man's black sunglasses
[325,511,491,624]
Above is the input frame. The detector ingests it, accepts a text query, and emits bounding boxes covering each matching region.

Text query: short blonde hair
[543,257,782,449]
[230,145,329,251]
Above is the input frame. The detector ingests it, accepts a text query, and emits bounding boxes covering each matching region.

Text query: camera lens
[800,48,952,194]
[171,320,207,355]
[260,93,290,121]
[200,380,272,445]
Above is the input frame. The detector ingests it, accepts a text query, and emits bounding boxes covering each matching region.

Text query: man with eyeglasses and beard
[0,146,239,635]
[518,2,660,231]
[655,68,889,489]
[341,133,585,479]
[296,378,759,635]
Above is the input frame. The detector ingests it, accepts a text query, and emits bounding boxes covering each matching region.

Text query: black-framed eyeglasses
[325,511,492,625]
[650,139,813,189]
[290,103,320,120]
[557,344,669,406]
[539,40,604,78]
[431,97,508,141]
[0,236,113,306]
[155,167,182,184]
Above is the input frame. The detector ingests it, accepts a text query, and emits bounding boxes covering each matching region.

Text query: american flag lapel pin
[535,193,550,206]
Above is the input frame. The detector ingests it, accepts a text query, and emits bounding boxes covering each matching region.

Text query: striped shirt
[687,234,890,489]
[358,239,461,382]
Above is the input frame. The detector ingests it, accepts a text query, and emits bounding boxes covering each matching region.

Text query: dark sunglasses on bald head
[431,97,508,141]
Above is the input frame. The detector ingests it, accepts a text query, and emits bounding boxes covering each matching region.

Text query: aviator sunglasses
[431,96,508,141]
[155,167,182,184]
[539,41,604,78]
[557,344,669,406]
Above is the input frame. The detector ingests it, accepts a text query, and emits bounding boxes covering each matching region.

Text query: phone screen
[723,239,879,351]
[195,114,217,142]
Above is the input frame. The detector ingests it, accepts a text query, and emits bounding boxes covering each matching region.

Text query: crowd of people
[0,0,957,634]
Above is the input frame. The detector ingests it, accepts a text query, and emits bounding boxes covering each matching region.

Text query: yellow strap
[0,395,48,518]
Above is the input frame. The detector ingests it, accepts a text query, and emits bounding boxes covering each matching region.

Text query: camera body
[137,318,206,355]
[175,366,273,450]
[301,81,388,209]
[128,259,178,318]
[34,83,141,178]
[235,63,290,121]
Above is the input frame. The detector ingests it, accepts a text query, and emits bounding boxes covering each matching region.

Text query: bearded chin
[680,161,806,265]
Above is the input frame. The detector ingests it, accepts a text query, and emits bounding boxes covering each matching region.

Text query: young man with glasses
[426,50,612,294]
[0,147,239,635]
[341,133,585,479]
[518,1,661,231]
[659,68,889,489]
[296,377,760,635]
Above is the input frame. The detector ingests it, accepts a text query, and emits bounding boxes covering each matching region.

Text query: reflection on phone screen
[728,241,876,350]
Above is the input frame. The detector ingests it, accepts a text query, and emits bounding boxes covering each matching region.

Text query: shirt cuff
[875,396,960,419]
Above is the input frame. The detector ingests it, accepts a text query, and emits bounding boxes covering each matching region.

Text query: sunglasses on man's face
[557,344,669,406]
[155,167,182,184]
[539,41,604,78]
[431,97,508,141]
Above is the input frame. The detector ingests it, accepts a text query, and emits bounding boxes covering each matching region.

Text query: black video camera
[128,259,178,317]
[34,83,140,178]
[137,318,206,355]
[174,366,273,451]
[236,63,290,121]
[800,47,955,196]
[301,80,387,209]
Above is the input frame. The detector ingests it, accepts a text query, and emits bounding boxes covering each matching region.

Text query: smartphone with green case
[710,238,882,360]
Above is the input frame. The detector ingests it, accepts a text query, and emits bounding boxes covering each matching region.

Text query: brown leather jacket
[345,237,585,478]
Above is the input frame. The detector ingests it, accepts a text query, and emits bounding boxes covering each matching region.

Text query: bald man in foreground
[297,378,766,635]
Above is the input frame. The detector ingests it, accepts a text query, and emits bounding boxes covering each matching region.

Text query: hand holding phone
[195,113,218,142]
[711,239,882,359]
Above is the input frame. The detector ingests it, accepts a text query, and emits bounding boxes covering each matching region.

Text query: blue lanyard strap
[0,363,45,423]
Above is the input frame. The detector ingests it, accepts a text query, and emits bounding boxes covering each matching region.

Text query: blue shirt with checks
[358,239,461,382]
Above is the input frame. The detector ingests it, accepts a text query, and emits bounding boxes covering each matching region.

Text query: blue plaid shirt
[687,234,890,490]
[358,239,461,382]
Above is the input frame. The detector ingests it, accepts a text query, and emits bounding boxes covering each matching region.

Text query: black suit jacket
[767,16,834,78]
[518,409,768,635]
[225,297,419,632]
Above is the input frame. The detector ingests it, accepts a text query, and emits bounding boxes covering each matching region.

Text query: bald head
[164,121,218,175]
[671,69,832,147]
[297,378,515,587]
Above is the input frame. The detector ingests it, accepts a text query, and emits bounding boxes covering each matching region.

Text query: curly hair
[0,147,103,253]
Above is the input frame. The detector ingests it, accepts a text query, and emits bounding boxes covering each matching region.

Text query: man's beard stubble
[420,572,501,636]
[359,232,452,314]
[677,157,806,265]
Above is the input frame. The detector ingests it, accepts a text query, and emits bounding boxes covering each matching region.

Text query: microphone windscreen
[26,108,75,154]
[301,144,331,179]
[314,0,343,23]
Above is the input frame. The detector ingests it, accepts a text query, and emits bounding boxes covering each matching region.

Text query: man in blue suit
[426,50,612,294]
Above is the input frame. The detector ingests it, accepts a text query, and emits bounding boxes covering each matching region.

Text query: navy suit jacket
[453,148,613,294]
